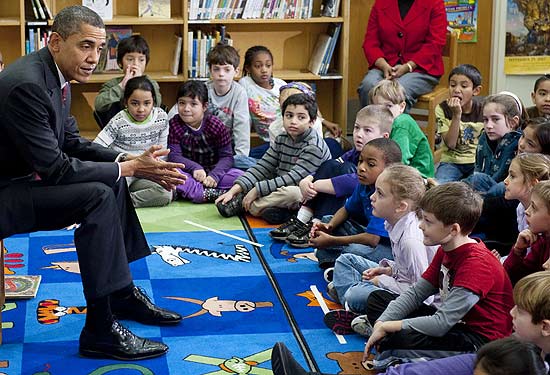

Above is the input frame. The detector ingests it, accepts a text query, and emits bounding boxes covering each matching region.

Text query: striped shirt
[236,128,331,196]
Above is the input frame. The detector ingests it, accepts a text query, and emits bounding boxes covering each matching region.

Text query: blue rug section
[1,227,313,375]
[253,228,368,374]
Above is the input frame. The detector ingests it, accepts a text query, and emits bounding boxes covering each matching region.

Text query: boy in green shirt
[369,79,434,178]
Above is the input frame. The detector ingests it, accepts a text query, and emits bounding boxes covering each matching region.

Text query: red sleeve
[504,239,548,284]
[421,247,444,287]
[362,2,383,65]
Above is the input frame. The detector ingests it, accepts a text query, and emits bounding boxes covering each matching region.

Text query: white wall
[491,0,537,107]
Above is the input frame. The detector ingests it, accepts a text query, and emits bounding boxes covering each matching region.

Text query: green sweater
[390,113,434,178]
[94,76,162,112]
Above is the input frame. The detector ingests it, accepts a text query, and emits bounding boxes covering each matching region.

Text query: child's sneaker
[285,221,313,248]
[323,309,359,335]
[326,281,340,303]
[351,314,373,337]
[269,217,308,241]
[203,187,227,202]
[323,267,334,282]
[260,207,293,224]
[216,193,244,217]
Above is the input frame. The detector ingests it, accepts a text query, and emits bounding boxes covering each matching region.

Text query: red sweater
[504,236,550,285]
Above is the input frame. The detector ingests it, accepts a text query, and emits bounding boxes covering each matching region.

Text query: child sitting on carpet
[369,79,434,178]
[309,138,403,269]
[362,182,513,361]
[504,180,550,284]
[269,105,394,247]
[270,271,550,375]
[94,76,172,208]
[323,164,438,335]
[168,80,243,203]
[215,93,331,223]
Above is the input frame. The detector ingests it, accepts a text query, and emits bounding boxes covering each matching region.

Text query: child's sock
[296,206,313,224]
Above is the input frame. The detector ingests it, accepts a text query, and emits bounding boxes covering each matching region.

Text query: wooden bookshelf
[0,0,349,139]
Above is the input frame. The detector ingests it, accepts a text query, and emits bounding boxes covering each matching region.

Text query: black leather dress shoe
[111,287,182,325]
[79,320,168,360]
[271,342,317,375]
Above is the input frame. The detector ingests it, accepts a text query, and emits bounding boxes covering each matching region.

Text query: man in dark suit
[0,5,186,360]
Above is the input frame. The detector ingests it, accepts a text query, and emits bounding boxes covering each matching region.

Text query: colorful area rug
[1,202,370,375]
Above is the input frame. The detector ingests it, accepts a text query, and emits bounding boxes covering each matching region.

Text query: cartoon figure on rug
[326,351,370,375]
[165,296,273,319]
[41,243,76,254]
[152,244,251,266]
[270,242,317,263]
[2,242,24,275]
[297,290,341,311]
[184,348,272,375]
[37,299,87,325]
[42,261,80,274]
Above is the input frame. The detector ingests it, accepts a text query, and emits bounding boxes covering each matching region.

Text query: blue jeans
[234,154,257,171]
[462,172,504,197]
[315,215,393,268]
[333,253,381,313]
[435,163,474,183]
[357,69,439,111]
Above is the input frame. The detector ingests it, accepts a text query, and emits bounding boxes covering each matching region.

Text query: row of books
[187,30,233,78]
[26,0,53,21]
[26,27,51,55]
[307,23,341,75]
[188,0,319,20]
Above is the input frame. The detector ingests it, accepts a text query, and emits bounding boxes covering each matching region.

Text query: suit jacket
[362,0,447,77]
[0,47,120,237]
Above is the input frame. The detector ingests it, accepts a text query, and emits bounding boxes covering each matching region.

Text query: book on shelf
[170,34,183,75]
[5,275,42,299]
[33,0,46,20]
[320,0,340,17]
[307,23,341,75]
[139,0,171,18]
[307,33,331,75]
[82,0,113,20]
[41,0,53,19]
[96,26,133,72]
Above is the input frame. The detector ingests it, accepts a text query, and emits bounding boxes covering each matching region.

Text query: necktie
[61,83,69,105]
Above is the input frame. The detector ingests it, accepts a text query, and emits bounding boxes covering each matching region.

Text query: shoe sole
[79,347,168,361]
[285,240,311,248]
[114,315,183,325]
[269,233,289,241]
[323,310,358,335]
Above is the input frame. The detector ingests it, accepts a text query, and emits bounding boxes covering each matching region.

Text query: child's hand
[203,176,217,188]
[363,321,386,361]
[299,178,317,202]
[215,185,242,205]
[490,249,502,261]
[447,97,463,117]
[309,230,336,248]
[193,169,207,182]
[513,229,537,255]
[323,120,342,137]
[242,187,258,212]
[310,221,332,236]
[363,267,391,280]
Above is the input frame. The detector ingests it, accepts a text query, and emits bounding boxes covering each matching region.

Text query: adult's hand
[120,145,186,191]
[374,58,393,79]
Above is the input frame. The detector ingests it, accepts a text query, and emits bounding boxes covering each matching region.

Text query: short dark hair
[52,5,104,40]
[533,74,550,92]
[448,64,482,88]
[525,118,550,154]
[419,182,482,234]
[116,35,150,66]
[364,138,402,165]
[177,80,208,105]
[243,46,273,76]
[475,337,545,375]
[123,76,156,105]
[207,44,240,68]
[281,93,317,122]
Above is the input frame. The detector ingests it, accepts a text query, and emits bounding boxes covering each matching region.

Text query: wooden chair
[410,31,459,152]
[0,239,5,345]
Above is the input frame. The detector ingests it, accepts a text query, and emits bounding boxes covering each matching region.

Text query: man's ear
[48,32,62,53]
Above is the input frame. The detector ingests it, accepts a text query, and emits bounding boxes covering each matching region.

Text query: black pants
[2,178,150,300]
[367,290,489,353]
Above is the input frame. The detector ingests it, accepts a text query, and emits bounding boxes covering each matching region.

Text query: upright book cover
[98,26,133,72]
[139,0,171,18]
[82,0,113,20]
[5,275,42,299]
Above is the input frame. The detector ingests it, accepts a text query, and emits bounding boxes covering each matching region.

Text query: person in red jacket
[358,0,447,111]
